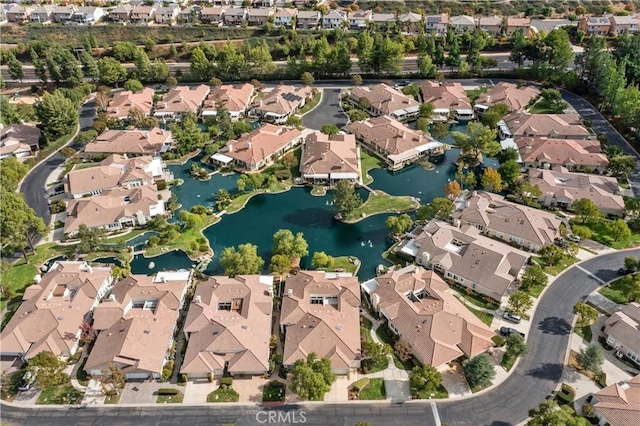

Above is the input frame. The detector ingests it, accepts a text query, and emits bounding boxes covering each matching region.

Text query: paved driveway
[440,362,471,398]
[302,89,348,130]
[183,380,215,404]
[120,382,164,405]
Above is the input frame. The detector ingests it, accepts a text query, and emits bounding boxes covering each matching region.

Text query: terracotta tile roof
[85,272,191,375]
[274,8,297,18]
[84,128,172,155]
[604,303,640,359]
[280,271,361,369]
[367,266,495,368]
[180,275,274,375]
[201,83,255,115]
[154,85,210,115]
[516,137,608,168]
[594,374,640,426]
[507,17,531,26]
[218,124,301,169]
[106,87,154,120]
[64,185,162,234]
[527,168,624,215]
[453,191,562,248]
[475,82,540,112]
[300,132,359,179]
[503,112,591,139]
[250,84,314,117]
[349,83,420,117]
[421,81,472,110]
[0,261,112,358]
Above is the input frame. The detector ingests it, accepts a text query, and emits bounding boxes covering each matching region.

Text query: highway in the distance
[3,249,637,426]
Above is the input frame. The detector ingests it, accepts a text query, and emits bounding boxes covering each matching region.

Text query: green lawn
[527,99,565,114]
[575,324,593,342]
[465,87,489,103]
[360,150,385,185]
[345,191,418,222]
[501,352,517,372]
[526,281,548,299]
[415,385,449,400]
[360,317,389,373]
[37,384,84,405]
[157,391,184,404]
[453,287,499,310]
[297,91,322,115]
[226,180,290,214]
[328,256,359,275]
[262,381,286,402]
[359,378,386,400]
[579,221,640,249]
[104,394,121,404]
[144,215,219,258]
[207,387,239,403]
[598,274,639,304]
[465,306,494,326]
[533,255,579,276]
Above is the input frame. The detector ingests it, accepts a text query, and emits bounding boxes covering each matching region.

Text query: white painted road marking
[576,265,606,285]
[431,402,441,426]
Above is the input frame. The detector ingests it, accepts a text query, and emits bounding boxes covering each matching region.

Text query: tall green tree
[416,197,454,221]
[520,264,548,292]
[332,180,363,217]
[170,113,209,155]
[508,290,533,315]
[26,351,67,390]
[463,354,495,389]
[79,50,99,79]
[573,198,603,223]
[505,333,528,358]
[386,214,413,235]
[34,90,79,142]
[291,353,336,401]
[76,224,106,253]
[220,243,265,276]
[452,121,500,162]
[509,28,527,68]
[311,251,334,269]
[98,57,127,86]
[527,400,590,426]
[0,191,48,262]
[272,229,309,259]
[497,160,521,187]
[573,302,598,327]
[578,343,604,374]
[7,53,24,82]
[409,365,442,396]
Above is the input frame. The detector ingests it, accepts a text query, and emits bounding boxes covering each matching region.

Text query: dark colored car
[618,266,637,275]
[500,327,525,338]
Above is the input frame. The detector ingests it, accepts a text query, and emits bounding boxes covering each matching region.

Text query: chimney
[287,288,293,297]
[247,141,252,150]
[145,132,150,140]
[321,153,325,160]
[194,295,201,303]
[228,143,233,152]
[108,294,116,302]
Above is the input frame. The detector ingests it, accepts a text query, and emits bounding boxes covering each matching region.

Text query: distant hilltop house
[0,261,114,363]
[361,265,495,369]
[84,128,173,156]
[346,115,444,171]
[453,190,563,252]
[300,131,360,186]
[180,275,274,379]
[280,271,361,374]
[347,83,420,122]
[214,124,302,171]
[249,84,314,124]
[527,167,625,217]
[396,220,530,301]
[85,271,192,380]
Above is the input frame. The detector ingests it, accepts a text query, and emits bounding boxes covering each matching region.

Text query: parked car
[566,234,581,243]
[500,327,525,338]
[618,266,637,275]
[554,238,566,247]
[503,312,522,324]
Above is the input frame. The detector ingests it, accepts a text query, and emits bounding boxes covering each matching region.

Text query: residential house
[51,5,76,23]
[474,82,540,114]
[106,87,155,122]
[0,124,41,160]
[180,275,274,379]
[450,15,476,33]
[478,15,503,36]
[154,6,179,24]
[453,191,562,252]
[280,271,361,374]
[73,7,104,25]
[608,14,639,35]
[178,6,200,23]
[371,13,395,30]
[273,8,296,28]
[201,83,255,121]
[395,220,530,301]
[296,10,320,29]
[0,5,7,24]
[65,154,170,199]
[397,12,422,34]
[361,265,495,368]
[530,18,575,34]
[6,5,31,22]
[346,116,444,170]
[84,128,173,156]
[108,4,134,23]
[420,81,473,121]
[223,7,246,26]
[424,13,448,35]
[85,271,191,380]
[578,16,612,35]
[253,0,274,7]
[347,83,420,121]
[604,303,640,366]
[515,137,608,173]
[29,5,54,23]
[322,9,346,29]
[593,374,640,426]
[210,0,232,5]
[499,113,591,141]
[249,84,314,123]
[153,85,210,120]
[505,17,531,36]
[200,7,225,25]
[247,8,273,27]
[64,185,165,234]
[300,132,360,185]
[214,124,302,171]
[130,5,156,25]
[0,261,113,362]
[528,167,625,216]
[347,10,372,30]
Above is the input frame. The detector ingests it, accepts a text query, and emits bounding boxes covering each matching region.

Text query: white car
[566,234,581,243]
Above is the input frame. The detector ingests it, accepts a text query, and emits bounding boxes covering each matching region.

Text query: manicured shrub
[351,378,370,392]
[157,388,179,396]
[207,372,213,383]
[220,376,233,387]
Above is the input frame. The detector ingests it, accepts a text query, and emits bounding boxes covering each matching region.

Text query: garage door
[125,372,149,380]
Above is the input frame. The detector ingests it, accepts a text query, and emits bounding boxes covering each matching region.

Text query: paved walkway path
[585,292,623,316]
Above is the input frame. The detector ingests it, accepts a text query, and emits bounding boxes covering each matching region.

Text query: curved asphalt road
[19,100,96,226]
[3,249,637,426]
